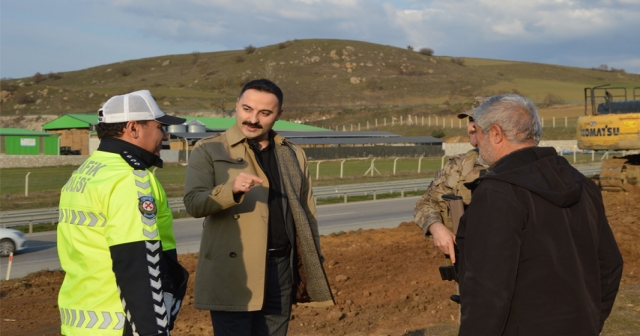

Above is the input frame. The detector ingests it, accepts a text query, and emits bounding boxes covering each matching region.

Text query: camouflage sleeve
[413,155,464,235]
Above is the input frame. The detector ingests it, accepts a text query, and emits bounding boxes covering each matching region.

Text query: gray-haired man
[457,94,623,335]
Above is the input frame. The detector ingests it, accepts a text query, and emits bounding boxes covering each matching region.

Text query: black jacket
[457,146,623,336]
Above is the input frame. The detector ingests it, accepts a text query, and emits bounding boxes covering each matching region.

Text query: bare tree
[192,51,200,65]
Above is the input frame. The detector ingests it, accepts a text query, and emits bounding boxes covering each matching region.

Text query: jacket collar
[466,146,583,207]
[98,137,163,169]
[227,123,287,147]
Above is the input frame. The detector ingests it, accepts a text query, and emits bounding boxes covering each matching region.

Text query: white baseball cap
[98,90,185,125]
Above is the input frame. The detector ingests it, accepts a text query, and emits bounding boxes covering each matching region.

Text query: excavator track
[599,155,640,192]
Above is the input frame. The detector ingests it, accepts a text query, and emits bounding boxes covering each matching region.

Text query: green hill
[2,38,639,139]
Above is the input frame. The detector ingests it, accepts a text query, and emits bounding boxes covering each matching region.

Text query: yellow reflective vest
[57,149,175,335]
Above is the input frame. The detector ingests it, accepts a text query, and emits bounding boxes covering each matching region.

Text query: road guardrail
[0,180,431,231]
[0,163,603,231]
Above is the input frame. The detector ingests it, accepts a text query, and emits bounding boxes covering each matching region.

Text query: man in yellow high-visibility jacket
[57,90,188,335]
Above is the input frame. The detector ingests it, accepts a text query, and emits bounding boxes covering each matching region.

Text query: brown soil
[1,186,639,336]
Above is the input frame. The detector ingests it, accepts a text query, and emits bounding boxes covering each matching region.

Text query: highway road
[0,196,420,280]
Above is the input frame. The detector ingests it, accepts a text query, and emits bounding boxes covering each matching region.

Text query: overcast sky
[2,0,640,79]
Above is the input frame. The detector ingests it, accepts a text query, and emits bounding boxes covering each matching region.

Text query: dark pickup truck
[60,146,81,155]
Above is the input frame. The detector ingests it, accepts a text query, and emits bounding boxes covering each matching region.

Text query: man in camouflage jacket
[413,97,487,263]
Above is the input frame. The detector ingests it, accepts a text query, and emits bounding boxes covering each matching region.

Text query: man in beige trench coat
[184,79,334,336]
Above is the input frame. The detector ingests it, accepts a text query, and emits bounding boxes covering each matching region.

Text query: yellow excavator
[576,85,640,191]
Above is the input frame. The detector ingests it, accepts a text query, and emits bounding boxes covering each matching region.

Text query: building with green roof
[42,114,96,155]
[0,128,60,155]
[41,114,98,130]
[40,114,327,155]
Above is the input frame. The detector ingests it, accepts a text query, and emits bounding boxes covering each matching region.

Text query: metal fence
[0,164,604,231]
[304,145,443,160]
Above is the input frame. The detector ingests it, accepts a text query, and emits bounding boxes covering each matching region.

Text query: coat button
[229,252,237,258]
[233,214,240,219]
[237,157,244,163]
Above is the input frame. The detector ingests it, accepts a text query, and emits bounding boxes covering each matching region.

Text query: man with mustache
[457,94,623,335]
[184,79,334,336]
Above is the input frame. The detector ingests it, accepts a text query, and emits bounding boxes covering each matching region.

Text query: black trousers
[210,255,293,336]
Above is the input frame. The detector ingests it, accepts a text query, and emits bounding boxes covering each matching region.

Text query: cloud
[384,0,639,43]
[490,18,526,36]
[380,0,640,72]
[1,0,639,77]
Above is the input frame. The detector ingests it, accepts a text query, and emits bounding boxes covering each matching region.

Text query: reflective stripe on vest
[59,209,107,227]
[59,308,125,330]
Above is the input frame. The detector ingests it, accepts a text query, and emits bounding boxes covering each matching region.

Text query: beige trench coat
[184,124,326,311]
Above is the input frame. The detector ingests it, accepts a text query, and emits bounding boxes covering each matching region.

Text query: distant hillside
[1,38,639,139]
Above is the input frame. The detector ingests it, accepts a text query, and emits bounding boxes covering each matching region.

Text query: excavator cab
[577,85,640,191]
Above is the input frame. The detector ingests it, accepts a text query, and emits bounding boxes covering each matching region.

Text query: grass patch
[0,164,190,210]
[482,78,640,103]
[0,160,439,210]
[308,157,443,180]
[0,153,604,211]
[0,166,78,195]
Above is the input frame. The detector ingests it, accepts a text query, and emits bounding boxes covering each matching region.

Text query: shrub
[419,48,434,56]
[32,72,44,84]
[365,77,382,91]
[17,94,35,104]
[542,93,565,107]
[591,64,625,73]
[278,40,292,49]
[244,45,256,55]
[430,128,446,138]
[118,68,132,77]
[48,72,63,80]
[450,57,465,66]
[407,45,414,51]
[235,55,246,63]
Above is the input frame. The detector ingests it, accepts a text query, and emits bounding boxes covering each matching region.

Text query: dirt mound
[1,187,639,335]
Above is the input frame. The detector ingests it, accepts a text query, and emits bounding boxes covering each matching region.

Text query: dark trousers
[210,255,293,336]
